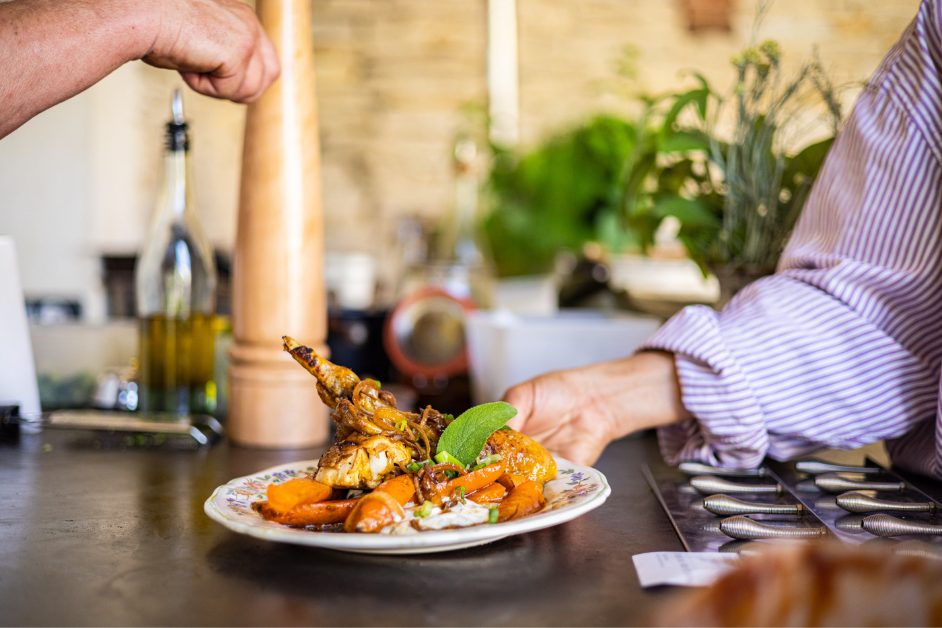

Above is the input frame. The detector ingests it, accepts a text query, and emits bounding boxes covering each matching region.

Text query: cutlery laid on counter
[644,457,942,553]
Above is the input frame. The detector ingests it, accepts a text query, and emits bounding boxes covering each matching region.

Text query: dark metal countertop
[0,429,678,626]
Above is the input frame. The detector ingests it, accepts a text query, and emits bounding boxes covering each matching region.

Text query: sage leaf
[435,401,518,467]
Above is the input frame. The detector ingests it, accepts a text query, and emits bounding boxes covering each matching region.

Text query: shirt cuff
[641,305,769,468]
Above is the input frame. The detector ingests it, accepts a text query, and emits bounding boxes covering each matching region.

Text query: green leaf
[657,129,711,154]
[435,401,518,467]
[662,87,710,131]
[783,137,834,184]
[652,196,719,228]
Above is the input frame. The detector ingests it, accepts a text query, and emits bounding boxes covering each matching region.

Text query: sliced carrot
[374,473,415,505]
[344,491,405,533]
[445,462,504,500]
[266,477,333,513]
[258,498,357,526]
[467,482,507,505]
[496,473,528,491]
[344,473,416,533]
[497,480,545,522]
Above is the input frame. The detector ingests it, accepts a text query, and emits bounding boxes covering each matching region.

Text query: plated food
[204,456,608,553]
[251,337,559,535]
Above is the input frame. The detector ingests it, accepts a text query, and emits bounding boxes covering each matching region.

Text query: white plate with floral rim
[204,456,611,554]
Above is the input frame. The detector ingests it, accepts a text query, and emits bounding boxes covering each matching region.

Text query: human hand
[142,0,279,103]
[503,351,689,465]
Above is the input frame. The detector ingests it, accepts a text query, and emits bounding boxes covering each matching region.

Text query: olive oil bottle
[135,90,218,416]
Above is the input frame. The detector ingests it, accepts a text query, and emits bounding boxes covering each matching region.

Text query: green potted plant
[482,41,842,307]
[670,41,842,304]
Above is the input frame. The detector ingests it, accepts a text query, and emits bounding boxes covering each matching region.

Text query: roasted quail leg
[283,335,360,408]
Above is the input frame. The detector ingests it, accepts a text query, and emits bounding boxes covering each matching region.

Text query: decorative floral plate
[204,456,611,554]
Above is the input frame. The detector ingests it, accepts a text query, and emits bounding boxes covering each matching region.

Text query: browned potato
[485,428,557,483]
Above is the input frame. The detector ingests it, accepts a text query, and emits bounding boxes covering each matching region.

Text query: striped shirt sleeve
[642,0,942,478]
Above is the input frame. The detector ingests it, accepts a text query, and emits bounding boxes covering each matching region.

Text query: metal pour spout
[172,88,185,124]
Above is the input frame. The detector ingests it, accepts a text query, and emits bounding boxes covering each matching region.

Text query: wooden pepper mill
[229,0,328,447]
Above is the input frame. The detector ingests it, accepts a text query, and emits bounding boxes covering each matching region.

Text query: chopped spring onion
[488,507,499,524]
[414,501,434,518]
[472,453,503,471]
[455,485,466,503]
[434,450,466,469]
[406,459,432,473]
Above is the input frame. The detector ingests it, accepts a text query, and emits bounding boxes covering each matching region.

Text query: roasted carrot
[374,473,416,505]
[344,473,416,533]
[496,473,528,491]
[467,482,507,505]
[497,480,545,522]
[258,498,357,526]
[445,462,504,500]
[266,477,333,513]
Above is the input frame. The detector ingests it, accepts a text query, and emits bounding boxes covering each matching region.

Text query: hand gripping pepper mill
[229,0,329,447]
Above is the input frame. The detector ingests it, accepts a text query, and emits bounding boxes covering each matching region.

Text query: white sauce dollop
[381,500,492,535]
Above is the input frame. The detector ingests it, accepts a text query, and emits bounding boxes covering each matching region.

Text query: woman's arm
[507,1,942,478]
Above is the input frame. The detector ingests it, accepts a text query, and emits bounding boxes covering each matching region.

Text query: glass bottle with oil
[135,90,217,416]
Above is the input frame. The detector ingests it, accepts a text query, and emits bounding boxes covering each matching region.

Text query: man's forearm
[0,0,155,138]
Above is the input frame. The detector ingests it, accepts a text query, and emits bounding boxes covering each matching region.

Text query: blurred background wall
[0,0,920,321]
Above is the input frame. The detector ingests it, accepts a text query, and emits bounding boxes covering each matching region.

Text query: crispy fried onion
[347,381,442,459]
[415,463,466,505]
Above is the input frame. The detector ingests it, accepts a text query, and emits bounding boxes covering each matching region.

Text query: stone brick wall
[311,0,488,255]
[313,0,918,265]
[515,0,917,144]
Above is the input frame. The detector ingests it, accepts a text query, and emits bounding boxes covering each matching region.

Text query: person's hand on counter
[0,0,279,139]
[503,351,690,465]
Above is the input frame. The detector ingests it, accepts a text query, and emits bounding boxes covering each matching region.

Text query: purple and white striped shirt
[642,0,942,479]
